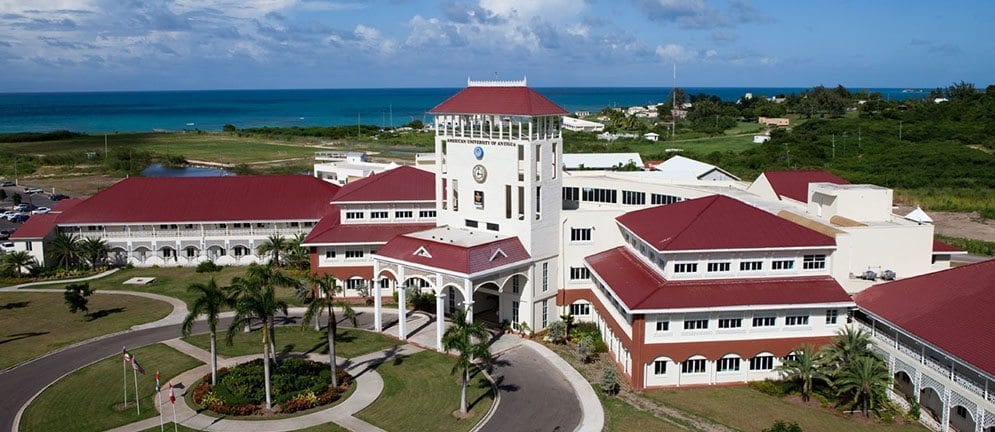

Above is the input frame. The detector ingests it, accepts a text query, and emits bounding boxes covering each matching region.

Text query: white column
[373,261,382,332]
[398,283,407,340]
[463,279,474,323]
[436,291,445,351]
[941,388,951,432]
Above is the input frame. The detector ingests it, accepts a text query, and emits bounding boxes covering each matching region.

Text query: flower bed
[192,358,351,416]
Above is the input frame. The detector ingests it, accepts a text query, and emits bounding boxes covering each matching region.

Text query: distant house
[933,98,949,104]
[758,117,790,128]
[562,153,644,170]
[562,116,605,132]
[670,108,688,120]
[643,132,660,141]
[753,135,771,144]
[650,155,740,181]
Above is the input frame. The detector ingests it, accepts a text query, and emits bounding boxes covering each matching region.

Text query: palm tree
[225,277,288,410]
[48,232,81,270]
[300,273,357,387]
[181,278,228,385]
[821,327,874,375]
[231,264,299,363]
[256,234,289,267]
[442,308,492,414]
[78,237,110,269]
[2,251,36,277]
[285,233,310,271]
[776,345,829,402]
[835,355,891,417]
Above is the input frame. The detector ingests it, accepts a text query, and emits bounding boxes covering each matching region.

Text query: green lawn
[183,327,401,359]
[357,351,494,432]
[601,394,686,432]
[45,266,302,309]
[139,421,348,432]
[0,292,172,370]
[646,386,925,432]
[21,344,203,432]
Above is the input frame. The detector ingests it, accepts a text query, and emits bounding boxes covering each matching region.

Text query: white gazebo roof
[904,206,933,224]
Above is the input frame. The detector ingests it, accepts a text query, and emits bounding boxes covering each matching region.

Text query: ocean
[0,87,928,133]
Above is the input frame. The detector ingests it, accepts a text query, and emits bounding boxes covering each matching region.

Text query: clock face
[473,146,484,160]
[472,164,487,183]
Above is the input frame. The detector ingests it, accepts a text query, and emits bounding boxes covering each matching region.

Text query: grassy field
[896,187,995,219]
[0,292,171,370]
[138,420,348,431]
[21,344,203,432]
[357,350,494,432]
[46,266,303,309]
[646,386,925,432]
[936,234,995,256]
[601,394,687,432]
[183,327,401,359]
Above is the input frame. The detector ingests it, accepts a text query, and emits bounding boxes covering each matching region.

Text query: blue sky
[0,0,992,91]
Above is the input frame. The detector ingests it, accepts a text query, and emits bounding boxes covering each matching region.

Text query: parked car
[31,207,51,215]
[50,194,70,201]
[23,187,43,194]
[0,211,17,219]
[0,242,15,253]
[0,181,14,187]
[0,230,11,240]
[9,214,29,223]
[13,204,34,212]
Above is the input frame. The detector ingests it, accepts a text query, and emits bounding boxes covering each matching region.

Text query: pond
[141,163,232,177]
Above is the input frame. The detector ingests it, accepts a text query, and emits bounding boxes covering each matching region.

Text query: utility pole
[858,127,862,149]
[832,134,836,159]
[899,120,903,141]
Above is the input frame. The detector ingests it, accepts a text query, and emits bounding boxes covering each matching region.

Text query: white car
[0,242,15,253]
[0,211,17,219]
[23,187,43,194]
[31,207,51,215]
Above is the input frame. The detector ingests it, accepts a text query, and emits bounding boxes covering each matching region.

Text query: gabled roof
[904,206,933,224]
[9,214,59,240]
[855,259,995,376]
[761,169,850,202]
[375,228,531,275]
[428,86,568,116]
[303,211,434,245]
[56,175,339,225]
[652,155,740,181]
[932,239,965,254]
[585,246,852,312]
[331,165,434,203]
[616,195,836,252]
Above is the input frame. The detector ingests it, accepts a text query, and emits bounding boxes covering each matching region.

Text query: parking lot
[0,184,63,240]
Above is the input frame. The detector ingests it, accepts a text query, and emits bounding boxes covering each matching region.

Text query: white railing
[924,357,948,376]
[953,373,985,396]
[898,343,920,360]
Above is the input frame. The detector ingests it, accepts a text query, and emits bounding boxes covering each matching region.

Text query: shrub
[195,261,221,273]
[193,358,350,416]
[223,124,237,132]
[576,336,595,363]
[907,399,921,421]
[763,420,803,432]
[600,366,620,395]
[545,320,567,344]
[750,379,790,397]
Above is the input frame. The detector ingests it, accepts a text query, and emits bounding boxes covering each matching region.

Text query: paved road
[0,311,393,432]
[479,345,582,432]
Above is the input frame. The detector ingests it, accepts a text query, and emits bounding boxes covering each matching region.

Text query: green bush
[576,336,595,363]
[569,322,607,352]
[196,358,350,415]
[763,420,803,432]
[545,320,567,344]
[195,261,221,273]
[750,379,792,397]
[600,366,620,395]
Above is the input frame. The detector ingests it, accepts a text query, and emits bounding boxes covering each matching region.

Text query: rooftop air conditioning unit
[860,270,877,281]
[881,270,896,281]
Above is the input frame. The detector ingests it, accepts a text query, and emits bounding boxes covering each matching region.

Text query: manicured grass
[183,326,401,359]
[357,350,494,432]
[601,394,686,432]
[46,266,303,309]
[646,386,925,432]
[0,292,171,370]
[21,344,203,432]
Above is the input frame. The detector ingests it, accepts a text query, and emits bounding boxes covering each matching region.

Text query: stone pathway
[107,338,424,432]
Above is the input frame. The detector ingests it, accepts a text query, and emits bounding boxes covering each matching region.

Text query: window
[512,301,520,324]
[542,262,549,292]
[542,299,549,327]
[825,309,838,325]
[185,247,196,258]
[581,187,617,203]
[956,406,968,418]
[370,211,388,219]
[569,266,591,280]
[325,250,336,259]
[740,261,763,271]
[486,222,500,231]
[654,360,668,375]
[803,254,826,270]
[233,246,248,256]
[651,193,683,205]
[26,242,32,251]
[681,359,706,374]
[684,319,708,330]
[570,303,590,316]
[512,276,521,293]
[570,228,592,242]
[345,211,364,220]
[622,190,646,205]
[674,263,698,273]
[465,219,478,228]
[718,318,742,329]
[785,315,809,326]
[771,259,794,270]
[346,279,366,291]
[753,316,776,327]
[395,211,413,219]
[707,262,731,272]
[655,321,669,332]
[184,224,195,229]
[563,187,579,201]
[717,357,740,372]
[345,250,365,259]
[419,210,437,218]
[506,185,512,219]
[750,355,774,370]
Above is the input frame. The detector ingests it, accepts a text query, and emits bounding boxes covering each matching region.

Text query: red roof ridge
[658,195,721,249]
[332,166,433,203]
[855,258,993,301]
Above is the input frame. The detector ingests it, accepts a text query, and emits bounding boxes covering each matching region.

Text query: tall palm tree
[285,233,310,271]
[255,233,289,267]
[442,308,492,414]
[300,273,357,387]
[225,277,288,410]
[2,251,36,277]
[821,327,874,376]
[181,278,228,385]
[776,345,829,402]
[231,264,299,363]
[48,232,81,270]
[78,237,110,269]
[835,355,891,417]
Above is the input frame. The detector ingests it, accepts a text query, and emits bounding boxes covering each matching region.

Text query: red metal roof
[53,198,84,212]
[761,169,850,202]
[9,214,59,240]
[932,239,964,253]
[428,86,568,116]
[376,232,531,275]
[56,175,339,225]
[332,166,435,203]
[303,211,435,245]
[585,246,852,311]
[616,195,836,251]
[855,259,995,376]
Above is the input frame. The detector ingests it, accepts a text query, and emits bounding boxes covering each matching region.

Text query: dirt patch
[19,174,123,198]
[895,205,995,242]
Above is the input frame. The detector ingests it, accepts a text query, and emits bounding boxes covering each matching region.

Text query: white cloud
[655,43,693,62]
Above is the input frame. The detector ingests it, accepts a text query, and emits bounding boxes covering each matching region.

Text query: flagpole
[122,348,128,408]
[133,366,141,415]
[171,398,177,432]
[158,392,164,432]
